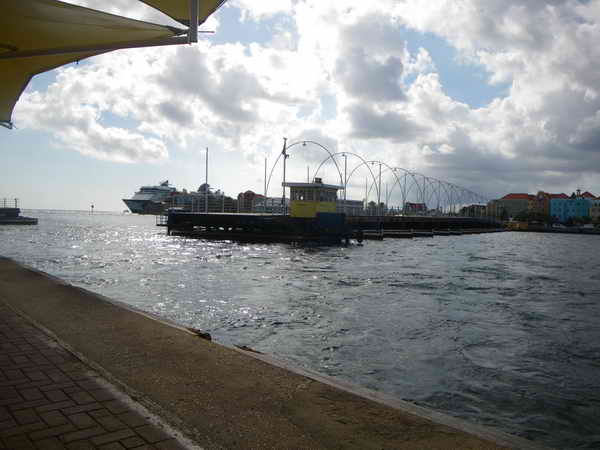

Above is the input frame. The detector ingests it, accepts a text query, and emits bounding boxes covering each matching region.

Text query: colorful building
[529,192,569,216]
[488,193,533,219]
[590,199,600,223]
[236,190,264,213]
[550,193,592,223]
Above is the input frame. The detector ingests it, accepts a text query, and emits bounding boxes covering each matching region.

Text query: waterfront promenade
[0,257,544,449]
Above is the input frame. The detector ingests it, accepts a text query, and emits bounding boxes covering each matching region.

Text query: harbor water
[1,211,599,449]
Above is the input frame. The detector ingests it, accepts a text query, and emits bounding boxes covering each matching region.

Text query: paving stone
[40,383,77,392]
[3,433,36,449]
[47,371,71,383]
[66,441,95,449]
[4,369,24,380]
[96,415,127,432]
[68,412,97,429]
[88,389,114,402]
[0,396,22,407]
[32,436,66,449]
[135,425,170,444]
[121,436,145,448]
[0,378,29,387]
[15,381,55,392]
[0,419,17,431]
[0,387,19,399]
[100,442,126,450]
[9,398,50,411]
[36,400,76,413]
[11,355,29,365]
[116,412,147,428]
[62,402,103,415]
[64,386,84,395]
[40,410,69,427]
[19,387,44,401]
[89,409,112,419]
[69,391,96,405]
[46,390,70,402]
[0,420,46,437]
[25,371,48,382]
[28,423,76,440]
[76,380,102,391]
[154,439,187,450]
[13,407,40,425]
[60,426,106,443]
[0,305,193,450]
[102,400,130,415]
[91,428,136,446]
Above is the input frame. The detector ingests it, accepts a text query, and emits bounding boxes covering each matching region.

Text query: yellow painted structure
[283,179,342,218]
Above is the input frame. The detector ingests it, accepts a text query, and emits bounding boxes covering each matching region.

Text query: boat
[0,199,38,225]
[123,181,237,215]
[122,180,177,214]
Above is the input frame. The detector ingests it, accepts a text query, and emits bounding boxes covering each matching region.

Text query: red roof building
[502,193,535,201]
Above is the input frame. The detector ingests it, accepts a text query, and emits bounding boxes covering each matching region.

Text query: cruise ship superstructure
[122,181,176,214]
[123,181,238,215]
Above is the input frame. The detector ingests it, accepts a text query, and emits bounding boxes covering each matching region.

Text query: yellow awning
[0,0,226,128]
[141,0,227,26]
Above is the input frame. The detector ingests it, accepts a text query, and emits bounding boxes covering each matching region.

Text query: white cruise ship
[122,181,176,214]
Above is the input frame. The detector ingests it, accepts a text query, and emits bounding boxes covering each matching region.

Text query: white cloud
[13,0,600,199]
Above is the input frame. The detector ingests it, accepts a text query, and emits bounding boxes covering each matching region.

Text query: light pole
[377,163,382,216]
[204,147,209,213]
[343,153,347,214]
[281,137,288,215]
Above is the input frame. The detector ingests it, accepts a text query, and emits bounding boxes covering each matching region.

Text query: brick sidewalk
[0,302,192,450]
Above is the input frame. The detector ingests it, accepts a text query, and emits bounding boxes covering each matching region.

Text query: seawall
[0,257,546,449]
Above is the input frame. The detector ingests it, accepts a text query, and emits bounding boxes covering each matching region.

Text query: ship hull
[122,199,165,215]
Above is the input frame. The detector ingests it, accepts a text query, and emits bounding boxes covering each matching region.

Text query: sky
[2,0,600,211]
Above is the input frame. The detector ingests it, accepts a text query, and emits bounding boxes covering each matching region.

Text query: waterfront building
[488,193,534,219]
[550,193,592,223]
[237,191,264,213]
[590,199,600,223]
[336,199,364,216]
[529,192,569,216]
[168,184,236,213]
[403,202,427,214]
[253,196,289,214]
[459,204,486,217]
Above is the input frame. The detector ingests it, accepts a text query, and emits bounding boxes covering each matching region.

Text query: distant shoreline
[510,226,600,235]
[21,208,133,215]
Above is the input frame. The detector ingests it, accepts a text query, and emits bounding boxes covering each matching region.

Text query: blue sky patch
[402,27,509,108]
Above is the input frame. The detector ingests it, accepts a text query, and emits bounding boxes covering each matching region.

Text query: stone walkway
[0,302,192,450]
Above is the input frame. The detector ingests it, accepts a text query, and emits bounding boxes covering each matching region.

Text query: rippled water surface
[2,211,600,449]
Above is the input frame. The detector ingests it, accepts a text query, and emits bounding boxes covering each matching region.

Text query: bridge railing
[1,198,19,209]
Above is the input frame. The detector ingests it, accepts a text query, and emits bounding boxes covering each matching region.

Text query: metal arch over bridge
[266,138,490,217]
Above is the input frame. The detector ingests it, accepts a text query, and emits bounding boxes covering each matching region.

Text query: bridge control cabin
[283,178,343,218]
